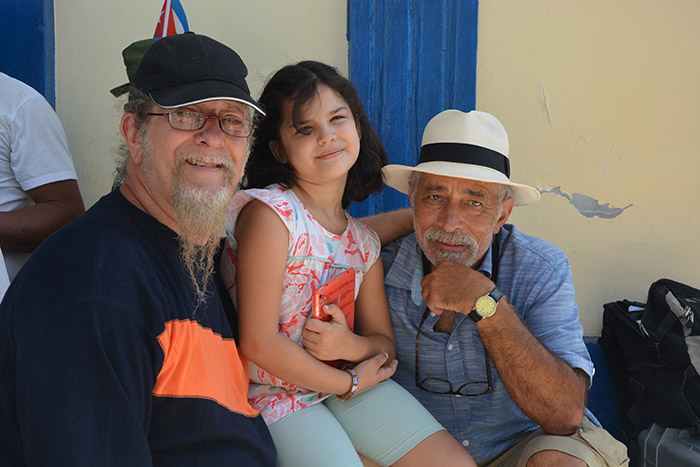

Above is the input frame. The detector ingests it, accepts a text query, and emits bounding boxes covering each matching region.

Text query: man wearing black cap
[381,110,628,466]
[0,33,276,465]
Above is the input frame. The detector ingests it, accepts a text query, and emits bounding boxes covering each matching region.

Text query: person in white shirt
[0,72,85,280]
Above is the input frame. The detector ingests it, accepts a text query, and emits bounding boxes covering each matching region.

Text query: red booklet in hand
[311,268,356,369]
[312,268,356,330]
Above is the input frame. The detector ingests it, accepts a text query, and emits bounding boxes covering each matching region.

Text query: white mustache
[423,228,478,250]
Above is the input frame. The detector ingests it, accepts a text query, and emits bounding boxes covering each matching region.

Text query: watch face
[475,296,497,318]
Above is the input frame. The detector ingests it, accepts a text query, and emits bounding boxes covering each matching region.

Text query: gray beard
[173,182,231,308]
[141,135,237,308]
[419,226,481,268]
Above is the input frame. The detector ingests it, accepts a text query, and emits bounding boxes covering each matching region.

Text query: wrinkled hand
[352,352,398,394]
[420,262,494,315]
[302,305,355,361]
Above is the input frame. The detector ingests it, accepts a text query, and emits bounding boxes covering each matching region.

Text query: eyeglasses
[148,110,254,138]
[415,307,492,396]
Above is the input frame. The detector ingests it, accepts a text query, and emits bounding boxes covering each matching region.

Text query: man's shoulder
[45,191,162,254]
[382,231,415,257]
[2,192,180,333]
[381,233,420,283]
[13,192,173,301]
[501,224,569,268]
[0,73,39,111]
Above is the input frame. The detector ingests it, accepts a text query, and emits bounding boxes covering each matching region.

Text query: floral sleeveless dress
[220,184,380,424]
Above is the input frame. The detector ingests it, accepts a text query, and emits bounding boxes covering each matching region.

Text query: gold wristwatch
[468,287,504,322]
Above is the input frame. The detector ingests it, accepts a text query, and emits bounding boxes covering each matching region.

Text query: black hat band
[419,142,511,178]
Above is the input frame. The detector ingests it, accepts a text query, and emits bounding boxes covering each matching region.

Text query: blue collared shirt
[382,224,598,463]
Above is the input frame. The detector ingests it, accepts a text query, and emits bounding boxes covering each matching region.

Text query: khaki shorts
[482,417,629,467]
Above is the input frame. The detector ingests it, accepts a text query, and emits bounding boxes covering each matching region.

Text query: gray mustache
[423,229,478,249]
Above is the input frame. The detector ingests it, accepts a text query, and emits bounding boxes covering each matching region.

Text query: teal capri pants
[268,378,444,466]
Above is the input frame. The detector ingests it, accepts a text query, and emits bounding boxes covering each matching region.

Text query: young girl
[221,61,475,467]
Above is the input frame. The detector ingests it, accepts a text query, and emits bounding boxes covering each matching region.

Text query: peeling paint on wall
[540,186,632,219]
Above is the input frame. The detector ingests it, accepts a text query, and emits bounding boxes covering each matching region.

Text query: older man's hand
[420,262,496,316]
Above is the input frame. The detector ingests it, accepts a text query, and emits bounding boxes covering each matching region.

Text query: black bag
[599,298,646,441]
[600,279,700,447]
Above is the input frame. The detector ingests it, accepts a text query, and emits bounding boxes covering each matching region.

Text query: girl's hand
[302,305,355,361]
[351,352,398,394]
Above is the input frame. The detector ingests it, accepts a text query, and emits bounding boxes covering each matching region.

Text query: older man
[0,33,275,465]
[381,110,627,466]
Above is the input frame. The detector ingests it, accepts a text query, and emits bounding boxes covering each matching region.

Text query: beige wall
[477,1,700,333]
[54,0,348,209]
[54,1,699,334]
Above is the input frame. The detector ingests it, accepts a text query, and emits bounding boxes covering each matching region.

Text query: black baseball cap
[132,32,264,115]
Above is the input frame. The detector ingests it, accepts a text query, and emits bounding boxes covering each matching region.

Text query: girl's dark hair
[244,61,387,209]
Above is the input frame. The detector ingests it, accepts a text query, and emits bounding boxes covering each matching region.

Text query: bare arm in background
[0,180,85,252]
[358,208,413,246]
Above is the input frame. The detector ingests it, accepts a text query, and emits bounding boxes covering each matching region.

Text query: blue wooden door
[0,0,56,106]
[347,0,479,217]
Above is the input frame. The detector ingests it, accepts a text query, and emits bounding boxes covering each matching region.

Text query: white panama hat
[382,109,540,206]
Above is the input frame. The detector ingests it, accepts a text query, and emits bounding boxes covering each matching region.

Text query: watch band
[489,287,504,304]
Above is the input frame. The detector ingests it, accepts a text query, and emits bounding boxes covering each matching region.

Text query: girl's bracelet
[337,368,358,402]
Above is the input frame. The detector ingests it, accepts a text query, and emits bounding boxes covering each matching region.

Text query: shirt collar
[477,241,494,280]
[384,233,426,306]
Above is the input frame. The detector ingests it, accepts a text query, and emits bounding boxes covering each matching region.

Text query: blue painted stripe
[0,0,55,107]
[348,0,479,217]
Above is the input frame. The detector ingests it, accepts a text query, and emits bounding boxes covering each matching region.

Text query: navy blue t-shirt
[0,190,276,466]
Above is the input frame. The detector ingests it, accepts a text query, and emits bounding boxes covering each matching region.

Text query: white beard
[141,134,238,307]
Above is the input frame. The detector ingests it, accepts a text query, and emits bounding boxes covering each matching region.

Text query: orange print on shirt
[153,319,259,417]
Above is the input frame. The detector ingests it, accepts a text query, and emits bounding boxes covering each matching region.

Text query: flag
[153,0,190,38]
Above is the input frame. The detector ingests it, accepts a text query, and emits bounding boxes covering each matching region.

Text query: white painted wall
[477,1,700,333]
